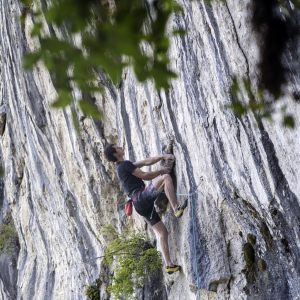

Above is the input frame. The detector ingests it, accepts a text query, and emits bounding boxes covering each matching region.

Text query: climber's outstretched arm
[133,154,175,168]
[132,166,170,180]
[133,155,164,168]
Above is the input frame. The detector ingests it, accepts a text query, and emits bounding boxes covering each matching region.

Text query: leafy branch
[20,0,299,128]
[20,0,184,129]
[228,76,295,128]
[101,224,162,300]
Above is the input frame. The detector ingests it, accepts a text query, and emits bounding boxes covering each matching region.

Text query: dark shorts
[132,183,161,226]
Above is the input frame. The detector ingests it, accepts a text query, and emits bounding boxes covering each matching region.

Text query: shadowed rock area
[0,0,300,299]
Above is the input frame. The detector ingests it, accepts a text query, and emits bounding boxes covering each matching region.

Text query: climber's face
[113,145,124,160]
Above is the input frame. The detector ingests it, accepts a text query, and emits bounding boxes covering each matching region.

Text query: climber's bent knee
[152,174,173,192]
[152,176,165,192]
[152,221,168,238]
[163,174,172,183]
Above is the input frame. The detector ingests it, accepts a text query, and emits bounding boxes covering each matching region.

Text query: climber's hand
[163,154,175,162]
[161,167,172,175]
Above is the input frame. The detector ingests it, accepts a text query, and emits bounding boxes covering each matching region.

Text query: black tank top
[116,161,145,198]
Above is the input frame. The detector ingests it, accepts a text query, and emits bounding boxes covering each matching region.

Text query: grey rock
[0,0,300,299]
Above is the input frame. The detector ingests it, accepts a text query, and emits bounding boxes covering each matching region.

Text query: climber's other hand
[161,167,172,174]
[163,154,175,162]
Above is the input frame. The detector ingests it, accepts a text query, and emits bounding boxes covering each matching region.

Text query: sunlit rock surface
[0,0,300,299]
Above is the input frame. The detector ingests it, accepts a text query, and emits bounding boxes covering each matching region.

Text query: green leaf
[230,77,239,93]
[151,61,177,90]
[20,0,34,5]
[173,29,186,36]
[40,38,77,56]
[23,52,42,70]
[79,100,103,120]
[72,109,80,133]
[31,22,43,37]
[283,115,295,128]
[52,90,72,108]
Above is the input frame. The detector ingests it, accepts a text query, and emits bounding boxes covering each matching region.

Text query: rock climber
[104,144,188,274]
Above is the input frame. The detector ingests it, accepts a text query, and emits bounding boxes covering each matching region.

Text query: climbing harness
[125,199,133,216]
[125,186,150,216]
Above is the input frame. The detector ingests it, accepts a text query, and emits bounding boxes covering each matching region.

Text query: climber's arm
[132,167,171,180]
[133,154,175,168]
[133,156,164,168]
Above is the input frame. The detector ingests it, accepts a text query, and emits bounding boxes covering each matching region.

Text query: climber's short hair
[104,144,117,162]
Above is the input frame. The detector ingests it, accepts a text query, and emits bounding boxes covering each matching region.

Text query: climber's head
[104,144,124,162]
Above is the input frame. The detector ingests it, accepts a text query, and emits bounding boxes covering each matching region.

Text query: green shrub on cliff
[101,225,162,300]
[0,220,19,257]
[85,284,100,300]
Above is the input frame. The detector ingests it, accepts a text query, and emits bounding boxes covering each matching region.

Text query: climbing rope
[191,192,201,300]
[175,190,201,300]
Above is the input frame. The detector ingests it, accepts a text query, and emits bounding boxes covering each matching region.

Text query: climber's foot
[166,264,181,275]
[174,198,188,218]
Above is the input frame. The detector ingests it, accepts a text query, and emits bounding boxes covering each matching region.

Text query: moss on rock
[247,234,256,246]
[258,259,267,272]
[243,243,255,269]
[260,222,273,248]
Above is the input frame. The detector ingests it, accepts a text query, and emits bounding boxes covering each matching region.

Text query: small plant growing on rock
[0,219,19,257]
[85,284,100,300]
[102,224,162,300]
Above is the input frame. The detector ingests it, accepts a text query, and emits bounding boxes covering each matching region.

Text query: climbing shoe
[174,198,188,218]
[166,265,181,275]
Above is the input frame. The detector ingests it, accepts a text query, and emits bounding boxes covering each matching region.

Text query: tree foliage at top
[20,0,300,128]
[21,0,183,130]
[230,0,300,128]
[252,0,300,98]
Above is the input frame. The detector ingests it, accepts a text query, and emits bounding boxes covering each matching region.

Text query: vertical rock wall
[0,0,300,299]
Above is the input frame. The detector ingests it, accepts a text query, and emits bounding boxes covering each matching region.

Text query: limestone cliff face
[1,0,300,299]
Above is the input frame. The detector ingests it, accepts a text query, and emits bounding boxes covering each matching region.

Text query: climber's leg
[152,220,173,266]
[152,174,178,213]
[152,220,181,274]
